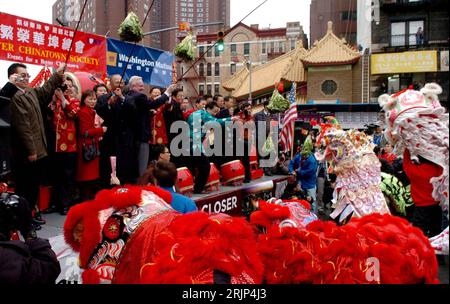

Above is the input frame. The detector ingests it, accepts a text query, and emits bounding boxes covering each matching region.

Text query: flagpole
[290,83,297,159]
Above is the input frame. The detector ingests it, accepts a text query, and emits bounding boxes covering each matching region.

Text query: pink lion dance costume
[378,84,449,255]
[314,118,390,223]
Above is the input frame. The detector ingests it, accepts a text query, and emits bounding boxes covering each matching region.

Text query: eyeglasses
[163,151,171,154]
[19,73,31,78]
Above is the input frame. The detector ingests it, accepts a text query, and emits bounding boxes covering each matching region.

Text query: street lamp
[243,55,252,103]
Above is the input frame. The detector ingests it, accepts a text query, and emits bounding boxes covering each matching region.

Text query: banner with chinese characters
[0,12,106,76]
[371,50,438,75]
[106,38,173,88]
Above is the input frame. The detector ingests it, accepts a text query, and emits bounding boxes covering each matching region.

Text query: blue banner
[106,38,173,88]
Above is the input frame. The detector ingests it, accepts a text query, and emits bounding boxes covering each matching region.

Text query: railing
[390,34,426,47]
[381,0,427,6]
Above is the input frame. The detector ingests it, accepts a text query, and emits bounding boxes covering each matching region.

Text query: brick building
[179,21,308,100]
[310,0,357,47]
[160,0,230,52]
[52,0,229,51]
[52,0,162,48]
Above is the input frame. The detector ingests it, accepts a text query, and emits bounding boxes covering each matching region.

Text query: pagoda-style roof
[222,41,307,99]
[222,64,249,91]
[302,21,360,67]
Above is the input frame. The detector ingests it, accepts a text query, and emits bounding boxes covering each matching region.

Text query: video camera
[57,83,69,92]
[0,192,20,239]
[363,123,379,136]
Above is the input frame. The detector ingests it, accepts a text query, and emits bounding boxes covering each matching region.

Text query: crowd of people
[0,62,447,283]
[0,62,283,232]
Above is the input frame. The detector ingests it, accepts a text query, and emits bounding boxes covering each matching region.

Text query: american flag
[280,83,298,153]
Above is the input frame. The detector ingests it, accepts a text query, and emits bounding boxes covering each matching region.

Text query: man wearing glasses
[3,62,65,231]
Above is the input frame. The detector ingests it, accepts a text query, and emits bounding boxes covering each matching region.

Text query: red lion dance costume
[250,198,439,283]
[64,187,439,283]
[64,185,263,284]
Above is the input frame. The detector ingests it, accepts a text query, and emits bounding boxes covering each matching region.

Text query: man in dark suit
[254,100,273,176]
[163,88,185,168]
[0,70,19,180]
[127,76,177,177]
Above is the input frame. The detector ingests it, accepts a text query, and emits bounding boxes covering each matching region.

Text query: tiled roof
[302,21,360,66]
[222,64,249,91]
[223,41,307,99]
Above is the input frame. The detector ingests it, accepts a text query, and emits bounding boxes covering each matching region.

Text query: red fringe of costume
[140,212,264,284]
[255,212,439,284]
[112,209,180,284]
[64,185,172,268]
[82,269,101,284]
[250,200,291,229]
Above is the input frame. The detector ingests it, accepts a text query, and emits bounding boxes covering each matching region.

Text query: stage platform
[191,174,295,216]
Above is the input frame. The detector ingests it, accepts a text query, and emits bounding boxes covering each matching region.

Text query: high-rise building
[310,0,357,47]
[52,0,162,48]
[160,0,230,52]
[52,0,230,52]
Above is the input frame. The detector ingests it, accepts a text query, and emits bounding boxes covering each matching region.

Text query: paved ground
[38,204,449,284]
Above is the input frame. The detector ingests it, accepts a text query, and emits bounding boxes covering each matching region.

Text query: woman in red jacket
[76,90,107,202]
[403,148,443,238]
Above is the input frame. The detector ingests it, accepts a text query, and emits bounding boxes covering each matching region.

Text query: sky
[0,0,311,87]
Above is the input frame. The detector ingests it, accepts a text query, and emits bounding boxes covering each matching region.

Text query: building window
[199,84,204,96]
[262,41,266,54]
[279,41,284,53]
[290,39,296,50]
[230,63,236,75]
[214,62,220,76]
[409,20,424,46]
[244,43,250,55]
[271,41,275,53]
[207,44,212,57]
[321,80,337,95]
[391,22,406,47]
[214,84,220,94]
[199,45,205,56]
[207,84,212,95]
[391,20,424,47]
[214,45,220,57]
[231,44,236,54]
[199,63,204,77]
[207,63,212,76]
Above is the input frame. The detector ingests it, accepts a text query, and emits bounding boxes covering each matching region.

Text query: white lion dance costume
[314,118,390,223]
[378,83,449,255]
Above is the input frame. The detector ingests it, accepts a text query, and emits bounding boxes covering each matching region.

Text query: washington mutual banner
[107,38,173,88]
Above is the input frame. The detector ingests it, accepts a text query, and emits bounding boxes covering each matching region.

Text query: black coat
[95,93,118,156]
[216,107,237,119]
[131,91,169,143]
[0,82,19,99]
[0,238,61,284]
[95,93,139,183]
[254,109,272,137]
[163,102,184,144]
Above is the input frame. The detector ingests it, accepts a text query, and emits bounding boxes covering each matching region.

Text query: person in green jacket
[186,101,235,193]
[379,158,414,218]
